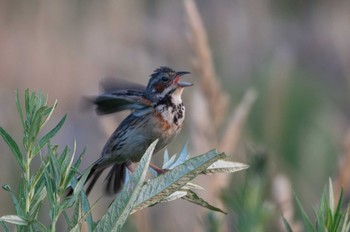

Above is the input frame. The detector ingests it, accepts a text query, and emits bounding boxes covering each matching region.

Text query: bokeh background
[1,0,350,231]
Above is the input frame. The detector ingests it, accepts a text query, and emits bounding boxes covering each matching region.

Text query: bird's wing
[100,77,146,93]
[86,77,151,115]
[92,90,152,115]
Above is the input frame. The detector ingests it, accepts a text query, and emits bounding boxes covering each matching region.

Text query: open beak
[176,71,193,87]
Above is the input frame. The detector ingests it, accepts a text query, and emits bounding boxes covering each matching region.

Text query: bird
[82,66,192,195]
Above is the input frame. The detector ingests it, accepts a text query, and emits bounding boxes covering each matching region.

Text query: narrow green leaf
[94,140,156,232]
[0,127,24,171]
[294,192,315,232]
[40,100,57,130]
[0,215,28,226]
[81,191,95,232]
[73,167,91,197]
[333,188,344,231]
[182,190,227,214]
[61,143,76,190]
[0,221,10,232]
[48,146,61,189]
[2,185,24,215]
[15,90,25,131]
[32,114,66,156]
[70,195,82,230]
[33,220,47,232]
[329,178,334,216]
[132,150,226,213]
[29,186,47,216]
[25,89,30,119]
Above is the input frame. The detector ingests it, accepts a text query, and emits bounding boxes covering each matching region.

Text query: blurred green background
[1,0,350,231]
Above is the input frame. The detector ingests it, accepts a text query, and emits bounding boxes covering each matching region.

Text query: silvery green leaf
[182,190,227,214]
[202,160,249,175]
[148,167,158,177]
[181,182,204,190]
[131,150,226,214]
[168,142,189,169]
[162,154,177,169]
[0,215,28,226]
[163,149,169,164]
[94,140,156,232]
[159,191,188,203]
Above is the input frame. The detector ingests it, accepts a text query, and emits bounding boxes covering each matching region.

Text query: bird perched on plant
[82,66,192,195]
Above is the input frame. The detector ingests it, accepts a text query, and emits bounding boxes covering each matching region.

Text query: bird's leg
[149,163,168,175]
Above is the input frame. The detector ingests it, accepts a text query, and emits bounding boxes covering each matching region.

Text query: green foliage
[283,179,350,232]
[0,90,248,231]
[0,90,87,232]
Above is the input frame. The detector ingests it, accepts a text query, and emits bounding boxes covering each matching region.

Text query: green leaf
[40,100,57,130]
[15,90,25,131]
[2,185,24,216]
[329,178,334,215]
[182,190,227,214]
[0,220,10,232]
[33,220,47,231]
[0,127,24,171]
[202,160,249,175]
[94,139,156,232]
[159,191,188,203]
[81,191,95,232]
[33,114,66,155]
[132,150,226,214]
[0,215,28,226]
[294,192,315,232]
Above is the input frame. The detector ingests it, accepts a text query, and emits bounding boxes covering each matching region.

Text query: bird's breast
[154,103,185,131]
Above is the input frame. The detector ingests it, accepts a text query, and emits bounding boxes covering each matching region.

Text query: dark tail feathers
[66,162,128,196]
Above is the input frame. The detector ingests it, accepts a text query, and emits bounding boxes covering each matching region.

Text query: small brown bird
[84,67,192,195]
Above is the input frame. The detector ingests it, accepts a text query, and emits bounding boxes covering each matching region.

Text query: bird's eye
[161,76,170,82]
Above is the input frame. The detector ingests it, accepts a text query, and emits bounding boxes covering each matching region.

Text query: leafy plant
[0,90,89,231]
[283,179,350,232]
[0,90,248,231]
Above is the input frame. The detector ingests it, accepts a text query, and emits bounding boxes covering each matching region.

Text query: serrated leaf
[132,150,226,214]
[0,215,28,226]
[202,160,249,175]
[94,140,156,232]
[182,190,227,214]
[0,127,24,171]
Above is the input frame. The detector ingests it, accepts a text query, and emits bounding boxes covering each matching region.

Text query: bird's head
[145,66,192,102]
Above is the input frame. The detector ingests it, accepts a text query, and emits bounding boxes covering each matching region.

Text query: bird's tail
[66,159,128,196]
[104,162,129,195]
